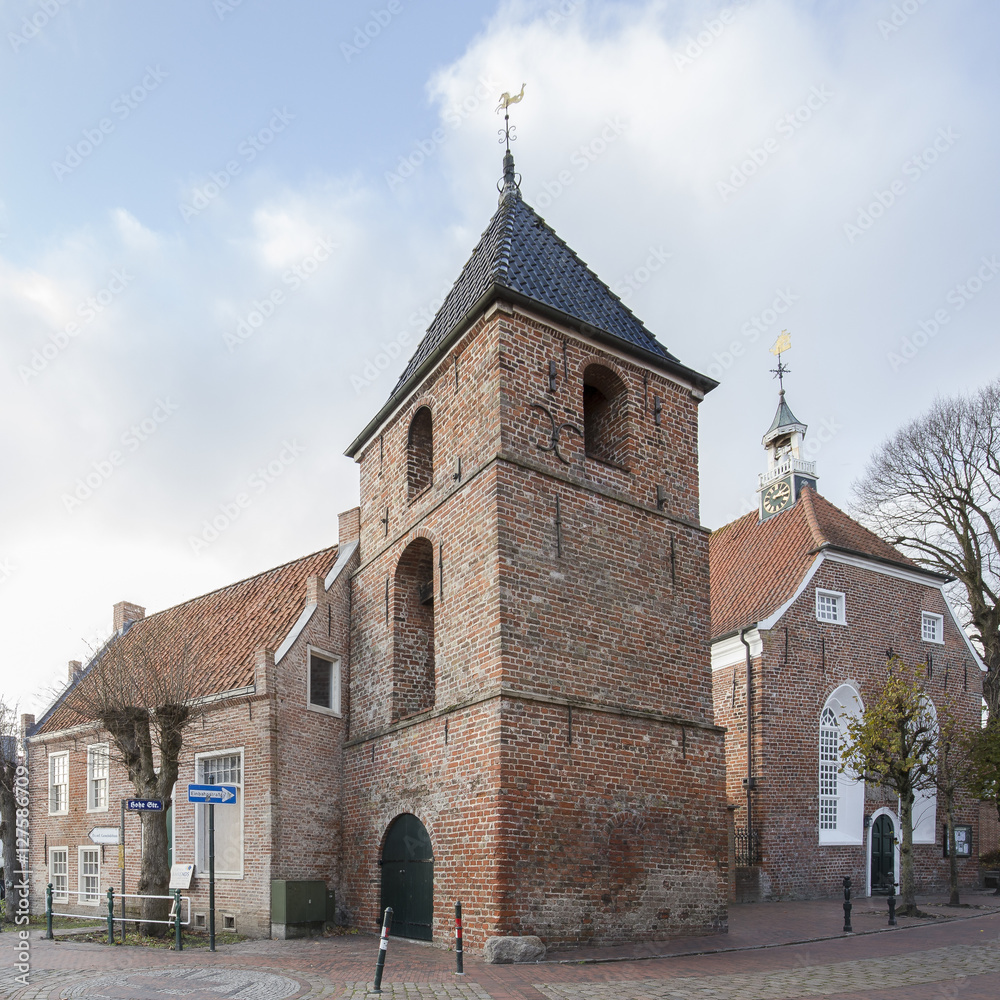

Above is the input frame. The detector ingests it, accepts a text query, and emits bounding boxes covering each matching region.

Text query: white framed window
[819,708,839,830]
[49,847,69,903]
[307,648,341,715]
[921,612,944,644]
[194,749,244,879]
[816,589,846,625]
[48,751,69,815]
[818,684,865,845]
[87,743,109,811]
[78,847,100,905]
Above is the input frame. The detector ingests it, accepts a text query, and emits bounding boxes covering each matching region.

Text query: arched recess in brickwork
[582,363,630,467]
[392,538,435,720]
[407,406,434,500]
[818,683,864,846]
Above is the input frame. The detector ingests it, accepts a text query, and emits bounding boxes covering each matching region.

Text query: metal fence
[734,826,761,867]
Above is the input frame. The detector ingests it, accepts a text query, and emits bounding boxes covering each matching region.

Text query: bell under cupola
[756,336,818,520]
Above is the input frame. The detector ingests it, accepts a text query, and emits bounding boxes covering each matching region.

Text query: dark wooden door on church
[871,815,895,894]
[380,813,434,940]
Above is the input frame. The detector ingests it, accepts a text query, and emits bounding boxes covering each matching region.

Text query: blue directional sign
[187,784,237,805]
[126,799,163,811]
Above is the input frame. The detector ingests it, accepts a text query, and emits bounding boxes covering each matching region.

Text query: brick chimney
[68,659,83,683]
[20,713,35,744]
[113,601,145,632]
[306,574,323,606]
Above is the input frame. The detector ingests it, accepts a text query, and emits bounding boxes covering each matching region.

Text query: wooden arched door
[380,814,433,940]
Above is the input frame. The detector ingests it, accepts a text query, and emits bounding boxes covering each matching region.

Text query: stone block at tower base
[482,935,547,964]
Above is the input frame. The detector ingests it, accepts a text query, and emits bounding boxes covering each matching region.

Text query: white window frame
[49,847,69,903]
[815,589,846,625]
[921,612,944,644]
[78,846,100,906]
[818,684,865,846]
[306,646,342,716]
[194,748,244,879]
[48,751,69,815]
[86,743,109,812]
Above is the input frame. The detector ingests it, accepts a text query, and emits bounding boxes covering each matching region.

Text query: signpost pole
[209,802,216,952]
[119,799,126,944]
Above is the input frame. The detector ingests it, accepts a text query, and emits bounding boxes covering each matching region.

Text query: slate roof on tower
[709,486,947,640]
[346,155,715,458]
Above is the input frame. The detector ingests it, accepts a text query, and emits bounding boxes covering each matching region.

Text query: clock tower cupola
[756,335,818,520]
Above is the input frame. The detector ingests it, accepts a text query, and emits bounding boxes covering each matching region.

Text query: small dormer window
[921,612,944,644]
[816,589,846,625]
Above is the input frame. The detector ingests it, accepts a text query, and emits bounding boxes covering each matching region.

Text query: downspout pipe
[740,627,753,857]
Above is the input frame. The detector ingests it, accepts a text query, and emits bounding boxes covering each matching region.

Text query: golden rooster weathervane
[769,330,792,392]
[496,83,526,152]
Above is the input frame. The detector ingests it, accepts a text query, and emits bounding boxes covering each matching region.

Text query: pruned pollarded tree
[69,620,199,935]
[0,696,19,924]
[840,658,938,916]
[853,377,1000,718]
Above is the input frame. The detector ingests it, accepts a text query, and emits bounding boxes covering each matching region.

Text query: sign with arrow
[126,798,163,811]
[187,783,237,805]
[89,827,120,845]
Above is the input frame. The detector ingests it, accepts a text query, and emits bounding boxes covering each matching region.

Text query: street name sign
[126,798,163,811]
[187,784,237,804]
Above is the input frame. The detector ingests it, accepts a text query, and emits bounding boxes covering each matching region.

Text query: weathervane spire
[496,83,525,203]
[769,329,792,395]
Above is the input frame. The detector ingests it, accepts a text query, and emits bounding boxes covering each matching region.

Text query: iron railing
[734,826,761,867]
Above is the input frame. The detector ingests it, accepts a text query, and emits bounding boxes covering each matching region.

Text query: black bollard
[887,886,897,926]
[455,901,464,975]
[842,876,852,932]
[372,906,393,994]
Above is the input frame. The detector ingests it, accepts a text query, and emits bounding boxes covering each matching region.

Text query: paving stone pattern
[533,943,1000,1000]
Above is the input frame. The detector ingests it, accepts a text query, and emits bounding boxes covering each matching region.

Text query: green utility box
[270,880,328,939]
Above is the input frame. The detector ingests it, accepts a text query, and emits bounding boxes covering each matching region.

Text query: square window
[816,590,846,625]
[48,751,69,815]
[307,651,341,715]
[87,744,109,811]
[922,612,944,644]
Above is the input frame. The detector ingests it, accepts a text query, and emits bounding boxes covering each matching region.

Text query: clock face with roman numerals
[762,479,792,515]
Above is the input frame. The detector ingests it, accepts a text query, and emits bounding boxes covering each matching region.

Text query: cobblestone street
[2,896,999,1000]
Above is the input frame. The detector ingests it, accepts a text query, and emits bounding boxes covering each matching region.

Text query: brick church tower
[342,143,728,949]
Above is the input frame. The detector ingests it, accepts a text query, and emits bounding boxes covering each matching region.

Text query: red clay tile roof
[710,487,925,640]
[36,546,338,735]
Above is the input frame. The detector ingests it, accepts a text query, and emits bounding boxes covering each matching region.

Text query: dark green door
[871,815,895,894]
[380,814,433,940]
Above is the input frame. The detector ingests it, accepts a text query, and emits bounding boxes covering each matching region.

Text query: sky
[2,0,998,716]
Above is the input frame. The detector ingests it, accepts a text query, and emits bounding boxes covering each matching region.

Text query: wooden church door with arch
[380,814,434,940]
[871,814,895,894]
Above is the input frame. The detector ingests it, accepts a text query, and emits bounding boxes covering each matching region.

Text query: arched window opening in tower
[582,364,630,467]
[407,406,434,500]
[392,537,435,720]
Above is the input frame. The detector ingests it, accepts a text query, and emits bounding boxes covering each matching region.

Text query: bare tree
[0,696,19,925]
[68,620,199,935]
[853,377,1000,718]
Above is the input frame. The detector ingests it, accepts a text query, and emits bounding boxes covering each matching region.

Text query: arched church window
[582,364,630,467]
[819,707,840,830]
[392,538,435,719]
[818,684,865,845]
[407,407,433,500]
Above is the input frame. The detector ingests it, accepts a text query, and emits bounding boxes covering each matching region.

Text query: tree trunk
[0,762,16,925]
[945,797,959,906]
[138,810,171,936]
[898,789,918,915]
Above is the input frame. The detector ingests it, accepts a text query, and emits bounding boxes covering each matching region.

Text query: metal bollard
[174,889,183,951]
[842,876,852,933]
[455,901,464,975]
[371,907,393,994]
[44,883,54,940]
[107,887,115,944]
[887,886,897,926]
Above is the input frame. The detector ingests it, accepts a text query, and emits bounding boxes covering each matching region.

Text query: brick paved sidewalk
[2,893,999,1000]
